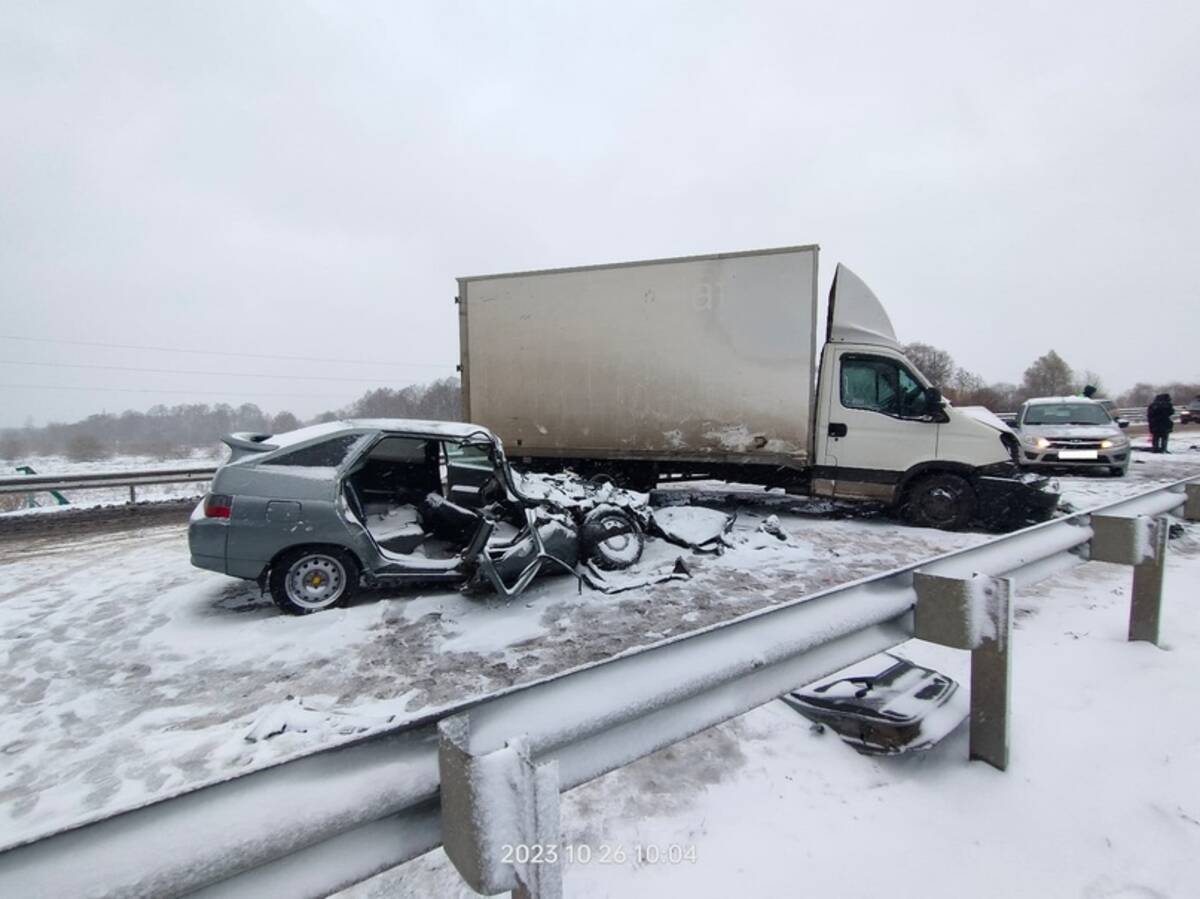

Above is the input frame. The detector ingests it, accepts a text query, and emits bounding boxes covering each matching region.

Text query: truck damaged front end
[974,465,1060,529]
[939,407,1061,528]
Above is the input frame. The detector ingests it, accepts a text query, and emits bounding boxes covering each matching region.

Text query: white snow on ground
[341,513,1200,899]
[1,437,1198,884]
[0,505,978,846]
[0,450,224,514]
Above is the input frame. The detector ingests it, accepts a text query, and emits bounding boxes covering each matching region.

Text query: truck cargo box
[458,246,818,470]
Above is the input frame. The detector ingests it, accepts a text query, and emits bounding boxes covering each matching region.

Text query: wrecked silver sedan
[189,420,646,614]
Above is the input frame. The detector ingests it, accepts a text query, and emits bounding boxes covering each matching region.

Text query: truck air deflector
[827,264,900,349]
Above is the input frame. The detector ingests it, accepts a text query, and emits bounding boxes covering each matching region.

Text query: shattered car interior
[345,435,507,562]
[341,429,618,596]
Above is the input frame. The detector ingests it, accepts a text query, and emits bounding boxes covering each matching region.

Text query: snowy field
[0,450,222,514]
[1,435,1198,895]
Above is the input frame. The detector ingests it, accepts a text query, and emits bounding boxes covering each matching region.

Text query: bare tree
[1021,350,1074,399]
[983,382,1021,412]
[901,342,955,388]
[945,367,985,403]
[269,411,302,433]
[1116,381,1200,407]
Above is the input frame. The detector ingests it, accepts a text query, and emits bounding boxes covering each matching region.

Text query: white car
[1012,397,1131,477]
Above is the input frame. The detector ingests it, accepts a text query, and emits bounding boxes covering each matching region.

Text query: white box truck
[457,245,1056,529]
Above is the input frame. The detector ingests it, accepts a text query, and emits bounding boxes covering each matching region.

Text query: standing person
[1147,393,1175,453]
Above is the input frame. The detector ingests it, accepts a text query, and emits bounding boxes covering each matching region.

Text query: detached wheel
[580,507,644,571]
[269,548,359,615]
[903,474,977,531]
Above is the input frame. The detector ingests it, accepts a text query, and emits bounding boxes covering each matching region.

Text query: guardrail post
[913,572,1013,771]
[1185,484,1200,522]
[439,714,563,899]
[129,484,137,504]
[1090,514,1169,645]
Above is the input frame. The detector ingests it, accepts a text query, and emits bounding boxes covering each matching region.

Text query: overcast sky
[2,1,1198,427]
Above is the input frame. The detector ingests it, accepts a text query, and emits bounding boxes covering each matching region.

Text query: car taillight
[204,493,234,519]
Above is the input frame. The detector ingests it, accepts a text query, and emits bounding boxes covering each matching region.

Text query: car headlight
[1029,436,1050,449]
[1100,439,1113,449]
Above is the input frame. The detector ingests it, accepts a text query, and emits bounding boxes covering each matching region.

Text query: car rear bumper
[188,513,229,574]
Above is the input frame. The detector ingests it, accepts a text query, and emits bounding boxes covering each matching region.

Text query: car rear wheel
[903,474,977,531]
[269,548,359,615]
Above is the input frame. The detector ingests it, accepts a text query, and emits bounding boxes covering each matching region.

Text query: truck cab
[813,265,1041,528]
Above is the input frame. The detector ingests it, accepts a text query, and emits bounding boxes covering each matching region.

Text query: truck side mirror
[1117,419,1130,429]
[924,387,943,406]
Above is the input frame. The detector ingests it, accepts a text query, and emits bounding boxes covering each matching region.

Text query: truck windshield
[1022,403,1112,426]
[840,355,932,418]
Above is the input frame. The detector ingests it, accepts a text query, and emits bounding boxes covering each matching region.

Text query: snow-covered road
[1,437,1198,865]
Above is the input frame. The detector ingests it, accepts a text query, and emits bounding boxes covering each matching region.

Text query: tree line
[0,376,462,463]
[3,351,1198,465]
[901,344,1199,413]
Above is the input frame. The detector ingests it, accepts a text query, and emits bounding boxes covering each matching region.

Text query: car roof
[263,419,494,449]
[1022,396,1101,406]
[346,418,494,440]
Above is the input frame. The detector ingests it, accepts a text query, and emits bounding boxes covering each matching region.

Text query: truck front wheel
[902,474,977,531]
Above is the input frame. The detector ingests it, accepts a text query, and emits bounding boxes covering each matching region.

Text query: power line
[0,359,446,384]
[0,383,350,399]
[0,335,453,369]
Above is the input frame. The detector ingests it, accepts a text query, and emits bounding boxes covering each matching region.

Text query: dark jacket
[1147,394,1175,433]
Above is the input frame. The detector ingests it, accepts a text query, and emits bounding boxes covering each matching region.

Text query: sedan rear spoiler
[222,432,277,462]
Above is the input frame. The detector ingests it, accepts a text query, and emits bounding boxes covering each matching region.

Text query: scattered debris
[759,514,788,541]
[579,556,692,594]
[781,653,967,755]
[650,506,735,552]
[514,471,650,524]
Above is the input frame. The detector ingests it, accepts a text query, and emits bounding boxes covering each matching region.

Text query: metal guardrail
[0,478,1198,898]
[0,467,217,503]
